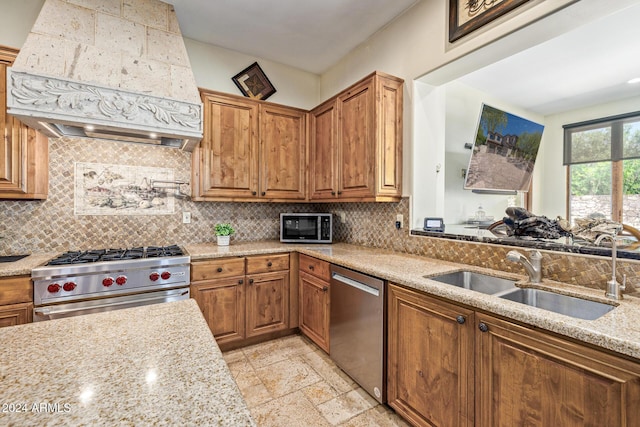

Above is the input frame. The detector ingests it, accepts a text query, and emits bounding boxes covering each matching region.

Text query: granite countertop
[0,299,255,427]
[186,241,640,360]
[0,252,57,277]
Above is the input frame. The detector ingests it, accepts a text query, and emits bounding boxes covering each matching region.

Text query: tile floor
[222,334,411,427]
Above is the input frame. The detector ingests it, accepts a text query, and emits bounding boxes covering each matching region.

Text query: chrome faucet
[594,233,626,300]
[506,250,542,283]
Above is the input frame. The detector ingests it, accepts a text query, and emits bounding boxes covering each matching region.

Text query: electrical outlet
[396,214,403,229]
[182,212,191,224]
[336,211,346,223]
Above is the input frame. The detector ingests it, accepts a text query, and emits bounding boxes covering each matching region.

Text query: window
[564,111,640,228]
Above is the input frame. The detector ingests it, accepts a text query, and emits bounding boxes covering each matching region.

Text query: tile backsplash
[1,136,638,295]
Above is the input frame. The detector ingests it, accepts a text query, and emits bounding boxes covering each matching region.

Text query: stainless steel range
[31,245,190,322]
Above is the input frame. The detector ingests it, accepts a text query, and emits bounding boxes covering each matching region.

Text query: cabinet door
[337,77,375,199]
[0,53,48,200]
[191,277,246,345]
[260,104,307,200]
[246,271,289,337]
[388,284,475,427]
[476,313,640,427]
[298,271,330,353]
[196,93,259,199]
[309,99,337,200]
[0,302,32,327]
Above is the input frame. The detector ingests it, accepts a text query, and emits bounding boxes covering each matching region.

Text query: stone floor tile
[255,356,322,397]
[338,405,412,427]
[302,380,340,406]
[301,350,358,393]
[221,348,245,364]
[227,358,262,390]
[238,382,273,409]
[317,389,378,425]
[251,391,332,427]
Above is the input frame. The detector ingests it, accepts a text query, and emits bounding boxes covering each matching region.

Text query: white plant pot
[217,235,230,246]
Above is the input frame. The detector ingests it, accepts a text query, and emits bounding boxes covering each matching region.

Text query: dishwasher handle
[332,272,380,297]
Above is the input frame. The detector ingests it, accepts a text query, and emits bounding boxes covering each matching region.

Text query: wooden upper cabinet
[310,71,403,202]
[309,99,338,200]
[193,91,259,200]
[193,89,307,202]
[259,104,307,200]
[0,47,48,200]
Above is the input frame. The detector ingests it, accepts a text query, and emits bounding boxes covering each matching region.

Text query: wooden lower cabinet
[476,313,640,427]
[0,302,33,327]
[387,284,475,427]
[191,277,245,346]
[191,254,292,348]
[298,270,330,353]
[388,283,640,427]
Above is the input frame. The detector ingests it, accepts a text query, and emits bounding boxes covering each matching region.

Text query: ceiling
[457,3,640,116]
[167,0,418,75]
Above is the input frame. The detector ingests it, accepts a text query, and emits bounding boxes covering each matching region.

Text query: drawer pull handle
[478,322,489,333]
[267,261,272,267]
[217,267,223,273]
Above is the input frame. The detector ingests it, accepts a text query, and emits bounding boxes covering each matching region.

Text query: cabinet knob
[456,315,466,324]
[309,265,314,270]
[238,279,243,284]
[322,286,328,292]
[252,191,257,196]
[249,278,254,285]
[217,267,223,273]
[337,191,342,195]
[331,191,336,196]
[478,322,489,333]
[261,192,266,196]
[267,261,273,267]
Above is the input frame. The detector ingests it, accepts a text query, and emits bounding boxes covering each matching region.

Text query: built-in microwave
[280,213,332,243]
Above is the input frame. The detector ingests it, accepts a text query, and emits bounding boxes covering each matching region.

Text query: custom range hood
[7,0,202,150]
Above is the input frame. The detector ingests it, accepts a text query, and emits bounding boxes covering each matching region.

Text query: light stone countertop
[0,299,255,427]
[186,241,640,360]
[0,252,57,277]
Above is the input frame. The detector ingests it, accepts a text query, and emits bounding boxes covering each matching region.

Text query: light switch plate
[182,212,191,224]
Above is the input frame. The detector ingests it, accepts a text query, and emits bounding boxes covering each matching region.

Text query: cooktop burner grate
[46,245,185,266]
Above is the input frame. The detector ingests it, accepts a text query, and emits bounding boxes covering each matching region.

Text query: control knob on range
[63,282,76,292]
[102,277,114,287]
[149,272,160,281]
[115,276,127,286]
[161,271,171,280]
[47,283,61,293]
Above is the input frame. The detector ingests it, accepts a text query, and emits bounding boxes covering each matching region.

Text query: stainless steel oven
[31,245,190,322]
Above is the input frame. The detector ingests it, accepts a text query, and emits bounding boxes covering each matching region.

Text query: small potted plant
[214,223,235,246]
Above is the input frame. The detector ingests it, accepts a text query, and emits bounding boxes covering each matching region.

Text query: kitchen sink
[498,288,615,320]
[427,271,517,294]
[0,254,29,263]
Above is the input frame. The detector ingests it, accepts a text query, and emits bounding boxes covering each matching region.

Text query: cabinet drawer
[246,254,289,274]
[299,254,330,281]
[191,258,245,281]
[0,276,33,305]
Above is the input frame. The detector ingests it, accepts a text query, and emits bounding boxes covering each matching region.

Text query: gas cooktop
[46,245,185,266]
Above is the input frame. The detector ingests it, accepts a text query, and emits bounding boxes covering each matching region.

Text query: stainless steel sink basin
[499,288,615,320]
[427,271,516,294]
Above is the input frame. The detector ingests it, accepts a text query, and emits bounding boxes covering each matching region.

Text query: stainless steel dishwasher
[330,264,385,403]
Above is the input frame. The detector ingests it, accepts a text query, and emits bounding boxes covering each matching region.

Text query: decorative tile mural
[74,162,175,215]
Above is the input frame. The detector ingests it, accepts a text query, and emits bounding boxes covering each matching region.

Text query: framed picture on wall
[231,62,276,101]
[449,0,530,42]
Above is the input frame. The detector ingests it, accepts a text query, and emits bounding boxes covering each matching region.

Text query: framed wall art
[232,62,276,101]
[449,0,530,42]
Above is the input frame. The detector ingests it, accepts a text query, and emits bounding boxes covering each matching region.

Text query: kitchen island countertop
[0,299,255,427]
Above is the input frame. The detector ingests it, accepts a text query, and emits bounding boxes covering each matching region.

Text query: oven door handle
[34,289,189,317]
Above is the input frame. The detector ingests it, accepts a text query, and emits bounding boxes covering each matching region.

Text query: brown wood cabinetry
[476,313,640,427]
[310,71,403,202]
[0,47,48,200]
[0,275,33,327]
[388,283,640,427]
[298,254,330,352]
[192,90,307,202]
[191,253,294,349]
[388,284,474,427]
